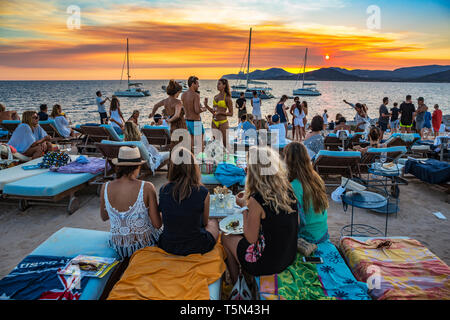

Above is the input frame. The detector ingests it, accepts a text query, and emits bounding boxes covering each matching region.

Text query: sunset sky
[0,0,449,80]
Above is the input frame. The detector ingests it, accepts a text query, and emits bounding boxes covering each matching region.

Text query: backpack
[40,151,71,169]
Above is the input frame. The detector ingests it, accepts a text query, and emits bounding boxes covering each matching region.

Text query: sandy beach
[1,168,449,279]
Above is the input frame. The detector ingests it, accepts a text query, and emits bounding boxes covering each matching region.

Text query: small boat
[231,28,274,99]
[292,48,321,97]
[114,38,150,97]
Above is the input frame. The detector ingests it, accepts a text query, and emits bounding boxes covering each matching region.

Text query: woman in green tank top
[284,142,329,243]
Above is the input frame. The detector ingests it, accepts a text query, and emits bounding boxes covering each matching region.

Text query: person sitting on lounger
[50,104,77,138]
[353,126,384,154]
[333,117,351,133]
[128,109,140,126]
[284,142,329,244]
[158,147,219,256]
[7,110,52,159]
[100,146,162,260]
[123,121,162,172]
[222,146,298,283]
[304,115,325,155]
[0,103,20,121]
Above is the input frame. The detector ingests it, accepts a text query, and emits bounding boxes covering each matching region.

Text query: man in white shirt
[268,114,287,146]
[96,91,109,124]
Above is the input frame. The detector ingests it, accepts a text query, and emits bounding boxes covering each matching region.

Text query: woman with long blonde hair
[284,141,329,243]
[222,146,298,283]
[123,121,162,173]
[158,147,219,256]
[7,110,52,158]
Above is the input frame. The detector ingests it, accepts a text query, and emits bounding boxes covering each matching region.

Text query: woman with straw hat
[100,146,162,260]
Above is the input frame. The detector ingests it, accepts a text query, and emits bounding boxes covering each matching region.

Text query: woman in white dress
[100,146,162,261]
[293,103,304,141]
[50,104,77,138]
[109,96,125,134]
[251,91,262,130]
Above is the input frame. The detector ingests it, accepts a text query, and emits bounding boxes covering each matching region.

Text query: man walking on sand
[181,76,206,154]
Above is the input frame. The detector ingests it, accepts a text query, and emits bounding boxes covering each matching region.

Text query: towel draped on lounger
[107,241,226,300]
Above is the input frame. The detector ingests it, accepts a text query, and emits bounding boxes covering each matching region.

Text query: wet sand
[0,169,449,279]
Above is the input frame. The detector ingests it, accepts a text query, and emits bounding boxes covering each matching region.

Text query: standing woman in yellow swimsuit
[204,78,233,146]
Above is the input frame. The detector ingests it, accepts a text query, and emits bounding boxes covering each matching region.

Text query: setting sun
[325,55,330,60]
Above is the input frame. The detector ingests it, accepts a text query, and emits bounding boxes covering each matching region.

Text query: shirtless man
[181,76,206,154]
[0,103,20,121]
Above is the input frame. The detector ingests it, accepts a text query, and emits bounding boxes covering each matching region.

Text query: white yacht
[114,38,150,97]
[292,48,321,97]
[231,28,274,99]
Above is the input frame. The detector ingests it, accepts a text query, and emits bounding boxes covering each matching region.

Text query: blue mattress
[30,227,119,300]
[316,150,361,158]
[201,173,245,186]
[3,171,98,197]
[404,159,450,184]
[32,227,220,300]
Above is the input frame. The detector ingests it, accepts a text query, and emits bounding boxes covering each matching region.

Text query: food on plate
[214,186,231,195]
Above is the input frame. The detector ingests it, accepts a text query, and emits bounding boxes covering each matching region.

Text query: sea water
[0,80,448,128]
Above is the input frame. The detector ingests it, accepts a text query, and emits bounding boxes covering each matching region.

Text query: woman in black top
[158,147,219,256]
[222,146,298,283]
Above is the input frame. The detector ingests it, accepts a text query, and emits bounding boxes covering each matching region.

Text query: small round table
[341,190,389,238]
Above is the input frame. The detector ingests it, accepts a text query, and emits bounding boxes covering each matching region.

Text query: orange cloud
[1,2,449,80]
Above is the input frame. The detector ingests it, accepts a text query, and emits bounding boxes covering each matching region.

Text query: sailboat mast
[246,28,252,88]
[302,48,307,88]
[127,38,130,89]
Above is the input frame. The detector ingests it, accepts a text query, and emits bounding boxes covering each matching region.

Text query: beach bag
[40,151,71,169]
[199,161,217,174]
[0,144,19,170]
[229,273,252,300]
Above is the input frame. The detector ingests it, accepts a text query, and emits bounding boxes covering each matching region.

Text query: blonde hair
[284,142,328,214]
[0,103,5,112]
[123,121,141,141]
[245,146,296,214]
[22,110,37,128]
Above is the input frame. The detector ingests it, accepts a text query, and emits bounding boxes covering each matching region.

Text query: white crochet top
[104,181,161,259]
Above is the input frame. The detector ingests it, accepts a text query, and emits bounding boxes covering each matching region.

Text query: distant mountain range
[222,65,450,83]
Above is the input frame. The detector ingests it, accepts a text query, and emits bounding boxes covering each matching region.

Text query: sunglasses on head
[32,115,38,119]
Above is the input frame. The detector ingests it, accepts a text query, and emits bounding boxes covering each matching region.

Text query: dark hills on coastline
[222,65,450,83]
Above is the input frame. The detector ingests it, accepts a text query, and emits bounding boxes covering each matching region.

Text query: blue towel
[0,255,88,300]
[75,155,89,164]
[314,241,371,300]
[213,162,246,187]
[404,159,450,184]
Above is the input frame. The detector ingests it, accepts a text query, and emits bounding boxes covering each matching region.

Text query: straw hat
[112,146,146,166]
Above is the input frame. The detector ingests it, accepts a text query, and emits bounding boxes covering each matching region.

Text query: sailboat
[231,28,274,99]
[114,38,150,97]
[292,48,321,96]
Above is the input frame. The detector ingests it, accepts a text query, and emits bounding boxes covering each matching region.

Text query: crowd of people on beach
[0,78,449,296]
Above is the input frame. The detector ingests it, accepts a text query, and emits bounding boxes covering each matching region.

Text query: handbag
[0,144,19,170]
[40,151,71,169]
[229,273,252,300]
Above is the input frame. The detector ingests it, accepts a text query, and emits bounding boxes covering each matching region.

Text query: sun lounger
[358,146,407,174]
[0,227,121,300]
[313,150,361,185]
[255,240,371,300]
[38,119,78,144]
[0,129,9,142]
[76,124,123,155]
[340,236,450,300]
[2,163,101,214]
[107,244,225,300]
[95,140,170,175]
[0,157,48,193]
[324,133,353,151]
[0,120,20,139]
[141,125,171,151]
